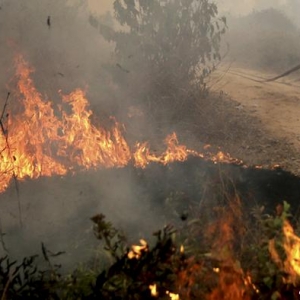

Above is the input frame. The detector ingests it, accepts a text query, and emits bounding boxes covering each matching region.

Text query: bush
[90,0,226,123]
[2,198,300,299]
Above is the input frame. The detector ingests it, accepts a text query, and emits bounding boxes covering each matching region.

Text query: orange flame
[283,220,300,282]
[269,220,300,285]
[133,133,189,168]
[128,239,148,259]
[205,197,253,300]
[0,54,244,193]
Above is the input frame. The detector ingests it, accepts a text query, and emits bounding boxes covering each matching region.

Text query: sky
[87,0,299,25]
[216,0,293,15]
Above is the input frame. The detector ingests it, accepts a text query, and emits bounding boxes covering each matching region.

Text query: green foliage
[0,252,61,299]
[91,214,127,261]
[238,201,295,299]
[91,0,226,120]
[88,225,182,300]
[2,200,300,299]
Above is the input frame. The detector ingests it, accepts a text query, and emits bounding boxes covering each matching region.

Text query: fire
[149,284,158,297]
[0,54,244,193]
[269,220,300,285]
[283,220,300,282]
[59,89,131,169]
[244,274,259,294]
[180,244,184,254]
[149,284,179,299]
[133,133,189,168]
[166,291,180,300]
[206,197,253,300]
[127,239,148,259]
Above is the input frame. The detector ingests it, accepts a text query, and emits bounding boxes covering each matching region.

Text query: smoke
[218,0,300,72]
[216,0,296,17]
[0,0,114,105]
[0,0,166,268]
[2,0,298,271]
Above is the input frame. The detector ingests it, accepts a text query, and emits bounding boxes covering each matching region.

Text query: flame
[133,133,189,168]
[58,89,131,169]
[166,291,180,300]
[283,220,300,282]
[149,284,158,297]
[0,54,245,193]
[244,274,259,294]
[180,244,184,254]
[269,220,300,285]
[207,266,252,300]
[128,239,148,259]
[206,197,252,300]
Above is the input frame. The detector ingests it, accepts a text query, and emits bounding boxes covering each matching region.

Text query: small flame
[128,239,148,259]
[133,133,188,168]
[166,291,180,300]
[244,274,259,294]
[180,244,184,254]
[149,284,158,297]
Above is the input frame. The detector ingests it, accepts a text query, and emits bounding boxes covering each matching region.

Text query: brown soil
[195,64,300,175]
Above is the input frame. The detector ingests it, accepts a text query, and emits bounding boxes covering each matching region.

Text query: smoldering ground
[2,155,300,270]
[0,168,168,269]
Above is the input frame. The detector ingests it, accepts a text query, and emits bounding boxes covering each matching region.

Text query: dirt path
[203,64,300,175]
[211,65,300,149]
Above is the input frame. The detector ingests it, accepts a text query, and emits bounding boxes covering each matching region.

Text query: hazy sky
[216,0,288,15]
[87,0,297,18]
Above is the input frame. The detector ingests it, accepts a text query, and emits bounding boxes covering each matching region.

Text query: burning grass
[1,186,300,299]
[2,47,300,300]
[0,54,243,194]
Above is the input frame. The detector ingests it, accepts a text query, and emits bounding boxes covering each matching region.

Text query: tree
[92,0,226,121]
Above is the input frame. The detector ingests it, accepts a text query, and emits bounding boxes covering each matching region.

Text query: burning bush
[2,194,300,299]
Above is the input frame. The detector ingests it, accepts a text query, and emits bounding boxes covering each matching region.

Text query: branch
[0,92,22,227]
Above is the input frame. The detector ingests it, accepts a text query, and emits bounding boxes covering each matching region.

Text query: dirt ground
[202,63,300,176]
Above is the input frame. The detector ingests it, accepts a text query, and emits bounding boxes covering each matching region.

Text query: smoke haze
[0,0,164,266]
[0,0,300,270]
